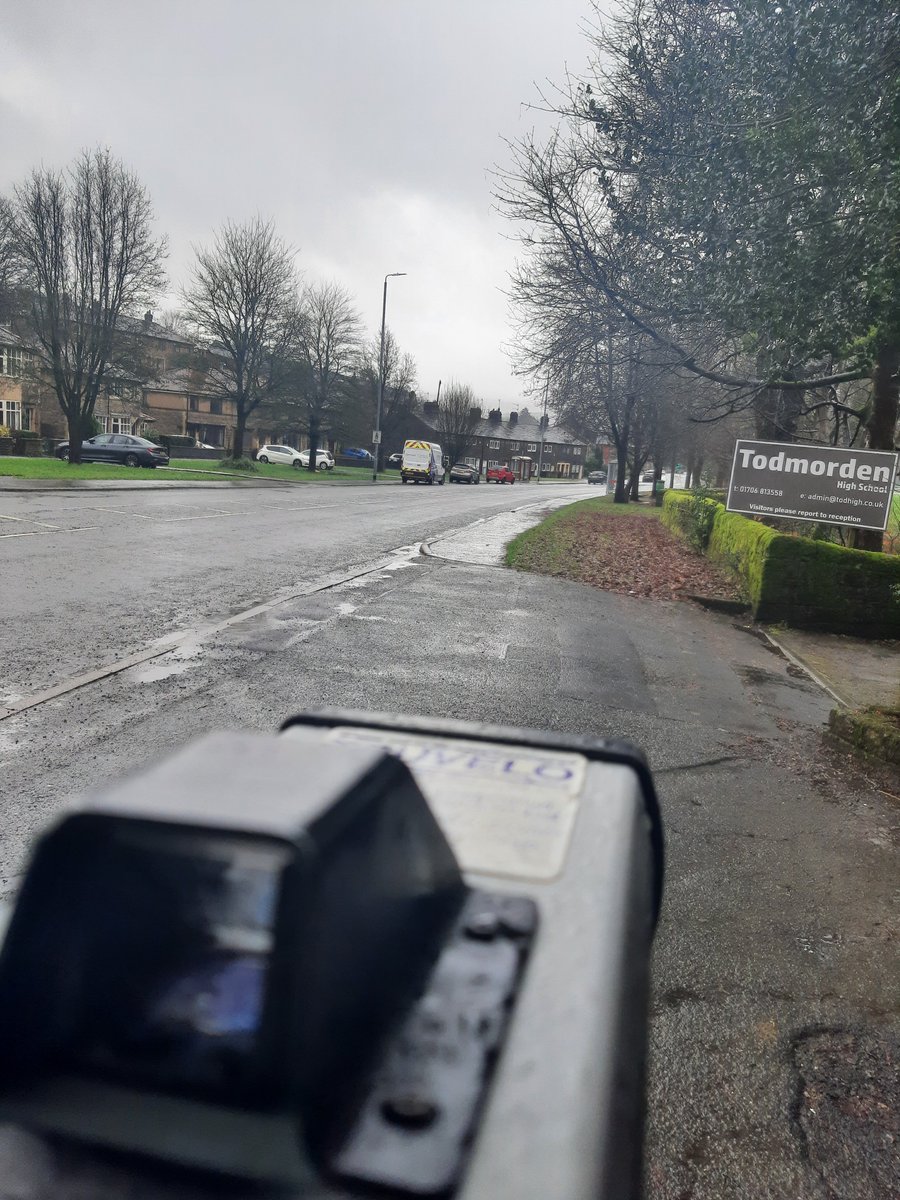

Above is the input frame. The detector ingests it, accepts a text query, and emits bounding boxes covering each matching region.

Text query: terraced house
[415,402,591,480]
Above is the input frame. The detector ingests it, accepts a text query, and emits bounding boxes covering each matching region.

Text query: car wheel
[259,455,269,464]
[317,461,328,471]
[124,453,140,468]
[60,451,70,462]
[401,478,408,484]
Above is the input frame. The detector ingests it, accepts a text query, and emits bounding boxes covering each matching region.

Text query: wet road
[0,479,590,702]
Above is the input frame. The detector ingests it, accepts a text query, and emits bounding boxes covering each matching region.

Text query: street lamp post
[373,272,406,482]
[536,374,549,483]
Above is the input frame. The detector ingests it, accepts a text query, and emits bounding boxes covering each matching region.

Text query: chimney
[143,311,153,330]
[540,414,549,431]
[488,408,502,424]
[509,411,518,425]
[469,406,482,421]
[422,400,439,419]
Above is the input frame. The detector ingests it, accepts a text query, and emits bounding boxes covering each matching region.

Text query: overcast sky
[1,0,602,406]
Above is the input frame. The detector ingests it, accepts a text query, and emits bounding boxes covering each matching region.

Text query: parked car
[298,449,334,471]
[386,452,403,469]
[486,465,515,484]
[587,471,607,485]
[256,444,303,467]
[449,463,480,484]
[55,434,169,468]
[342,447,374,463]
[641,470,656,483]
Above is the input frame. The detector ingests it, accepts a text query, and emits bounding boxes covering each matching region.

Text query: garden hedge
[662,490,900,637]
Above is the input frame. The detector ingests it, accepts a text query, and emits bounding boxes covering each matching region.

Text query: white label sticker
[328,727,586,881]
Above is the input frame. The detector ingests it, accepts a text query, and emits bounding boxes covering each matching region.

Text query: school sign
[726,440,899,531]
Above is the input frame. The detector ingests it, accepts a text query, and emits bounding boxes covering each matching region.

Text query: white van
[400,439,445,485]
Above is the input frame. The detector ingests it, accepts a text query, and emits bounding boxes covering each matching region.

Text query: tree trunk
[613,440,629,503]
[232,411,246,461]
[850,342,899,553]
[66,410,84,465]
[754,386,804,441]
[307,413,320,473]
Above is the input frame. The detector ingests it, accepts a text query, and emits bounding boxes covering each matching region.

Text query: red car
[486,466,515,484]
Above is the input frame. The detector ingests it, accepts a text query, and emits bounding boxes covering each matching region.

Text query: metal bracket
[328,890,538,1197]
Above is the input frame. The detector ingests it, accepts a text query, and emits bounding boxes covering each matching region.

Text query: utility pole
[373,272,406,482]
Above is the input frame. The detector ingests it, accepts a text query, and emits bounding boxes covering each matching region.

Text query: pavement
[768,626,899,710]
[1,487,898,1199]
[432,505,900,723]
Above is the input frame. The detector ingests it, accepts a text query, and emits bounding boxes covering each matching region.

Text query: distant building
[406,402,591,480]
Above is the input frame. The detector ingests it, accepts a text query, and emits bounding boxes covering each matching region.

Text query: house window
[189,397,200,412]
[464,457,478,468]
[527,442,538,452]
[0,347,25,377]
[110,414,132,435]
[0,399,23,429]
[489,439,500,449]
[210,399,223,415]
[573,446,582,457]
[509,441,519,451]
[107,381,124,398]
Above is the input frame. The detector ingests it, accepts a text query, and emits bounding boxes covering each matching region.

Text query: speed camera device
[0,710,663,1199]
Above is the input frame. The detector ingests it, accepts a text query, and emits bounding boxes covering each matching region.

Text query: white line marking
[0,525,98,539]
[0,514,60,529]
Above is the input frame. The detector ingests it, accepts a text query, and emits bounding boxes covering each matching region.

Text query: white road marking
[0,525,98,539]
[0,513,60,529]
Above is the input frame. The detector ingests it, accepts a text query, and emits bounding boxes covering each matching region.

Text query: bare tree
[296,280,362,471]
[0,198,18,322]
[353,329,417,464]
[437,382,481,466]
[9,149,166,462]
[182,217,297,461]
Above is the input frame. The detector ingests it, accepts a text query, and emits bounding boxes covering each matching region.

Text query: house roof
[118,314,196,347]
[419,406,586,447]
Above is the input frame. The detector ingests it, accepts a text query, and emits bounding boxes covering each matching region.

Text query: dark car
[449,463,480,484]
[587,470,607,485]
[341,447,374,463]
[55,434,170,468]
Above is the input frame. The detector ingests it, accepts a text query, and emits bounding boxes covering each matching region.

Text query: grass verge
[506,495,660,569]
[0,457,216,481]
[168,459,394,483]
[0,456,397,484]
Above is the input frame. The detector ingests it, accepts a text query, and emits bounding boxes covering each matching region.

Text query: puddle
[127,634,206,684]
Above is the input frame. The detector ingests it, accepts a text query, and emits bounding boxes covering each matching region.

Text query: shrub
[661,489,718,550]
[662,491,900,636]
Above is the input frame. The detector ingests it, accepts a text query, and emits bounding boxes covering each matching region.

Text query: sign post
[726,440,898,532]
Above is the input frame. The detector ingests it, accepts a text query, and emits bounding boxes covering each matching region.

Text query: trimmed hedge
[662,490,900,637]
